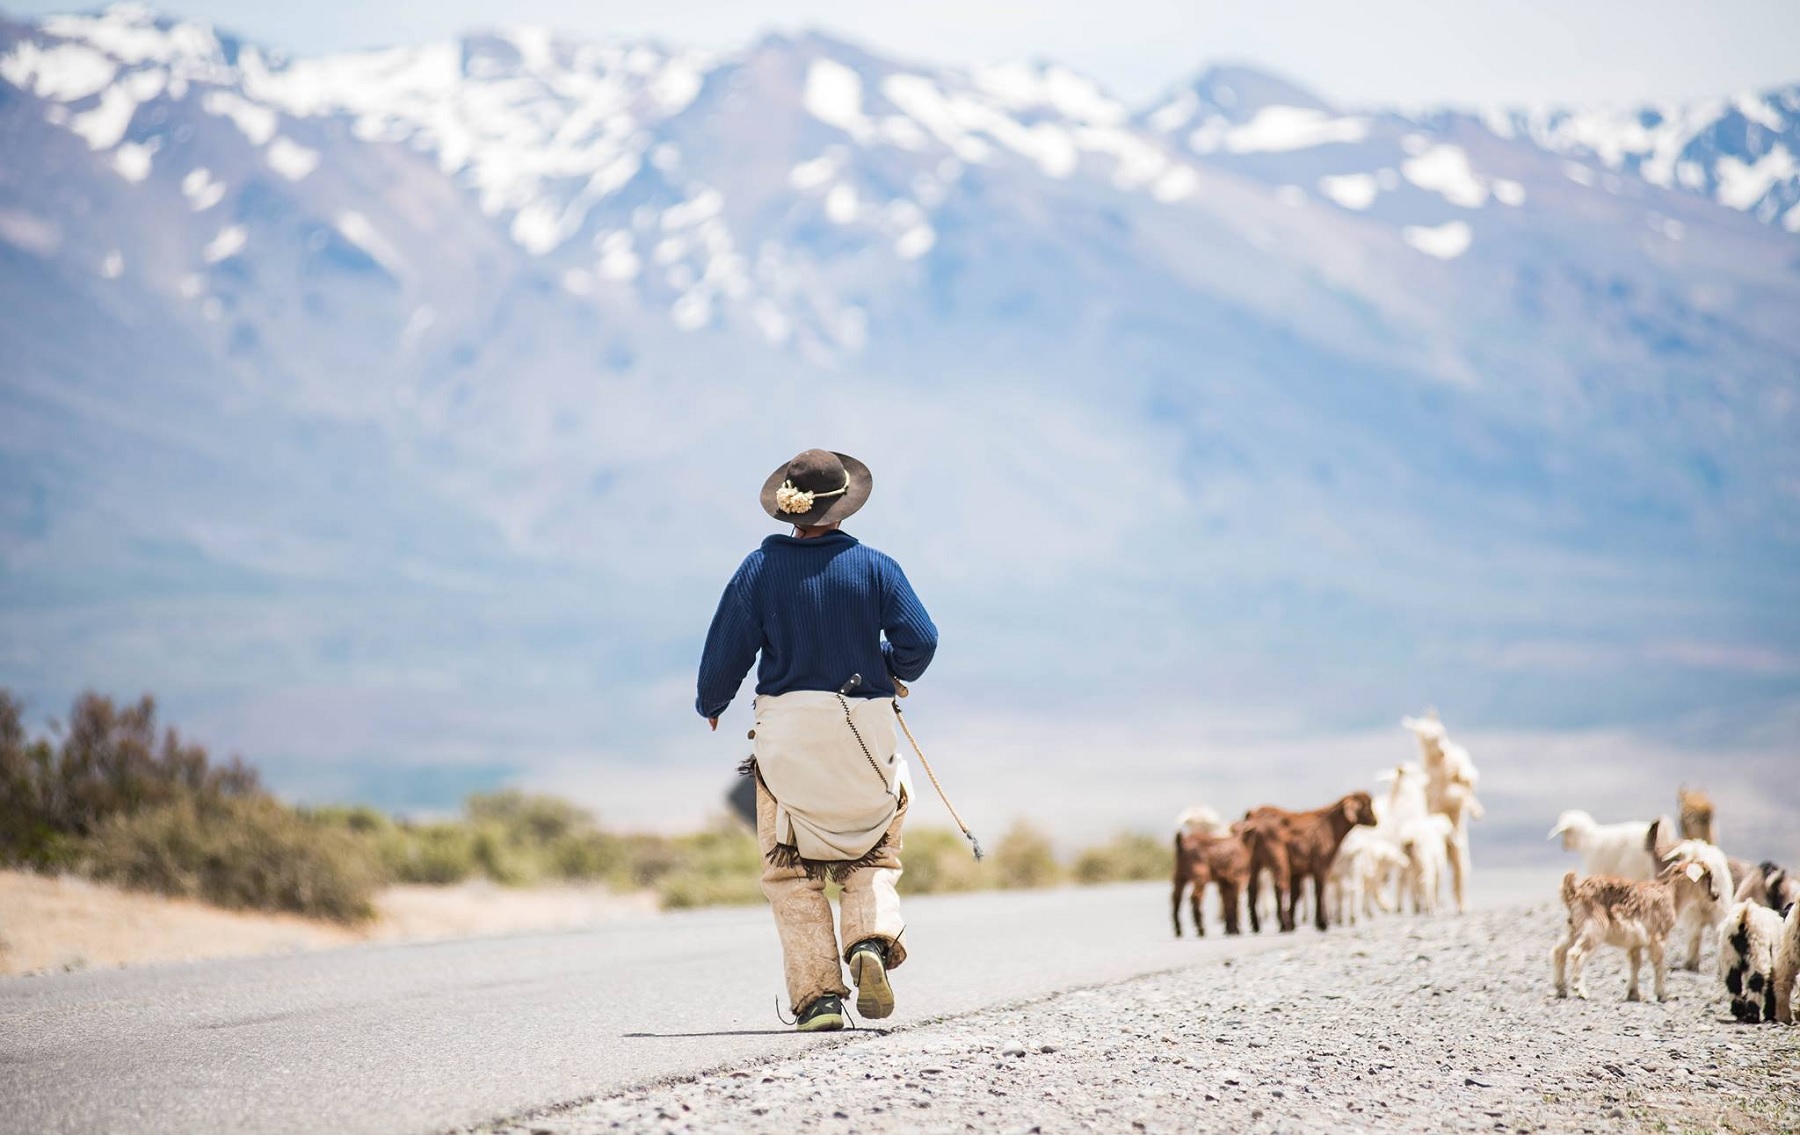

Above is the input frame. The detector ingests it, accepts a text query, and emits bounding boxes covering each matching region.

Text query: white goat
[1396,813,1456,914]
[1371,763,1431,911]
[1402,711,1484,913]
[1720,900,1788,1024]
[1327,825,1408,925]
[1175,806,1230,838]
[1776,900,1799,1025]
[1547,809,1660,880]
[1655,837,1735,972]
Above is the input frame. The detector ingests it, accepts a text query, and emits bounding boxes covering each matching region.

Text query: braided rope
[893,700,984,861]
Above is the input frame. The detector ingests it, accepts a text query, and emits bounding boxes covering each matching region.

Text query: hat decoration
[774,473,851,515]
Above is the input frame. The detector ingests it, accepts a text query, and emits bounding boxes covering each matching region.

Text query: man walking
[697,449,938,1032]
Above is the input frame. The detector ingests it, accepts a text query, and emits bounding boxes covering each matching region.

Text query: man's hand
[707,717,719,731]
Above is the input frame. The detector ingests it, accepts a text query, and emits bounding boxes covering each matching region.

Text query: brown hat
[760,449,872,526]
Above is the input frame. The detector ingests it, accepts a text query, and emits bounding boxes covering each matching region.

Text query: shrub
[0,690,259,869]
[390,822,481,885]
[466,790,593,846]
[898,826,988,895]
[654,818,765,909]
[609,832,686,889]
[0,691,71,868]
[85,796,378,923]
[1072,831,1171,884]
[991,820,1064,890]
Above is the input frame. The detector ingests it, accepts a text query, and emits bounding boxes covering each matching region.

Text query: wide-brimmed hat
[760,449,872,526]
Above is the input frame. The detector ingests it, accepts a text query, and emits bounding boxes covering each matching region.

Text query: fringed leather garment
[741,690,911,882]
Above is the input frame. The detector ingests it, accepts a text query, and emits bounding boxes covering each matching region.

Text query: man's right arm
[695,558,761,719]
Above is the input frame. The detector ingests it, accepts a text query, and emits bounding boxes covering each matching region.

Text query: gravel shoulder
[479,902,1799,1135]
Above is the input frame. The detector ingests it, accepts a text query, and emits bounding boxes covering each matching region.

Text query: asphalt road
[0,871,1557,1135]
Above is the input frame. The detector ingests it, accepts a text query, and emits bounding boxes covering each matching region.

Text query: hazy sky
[8,0,1799,106]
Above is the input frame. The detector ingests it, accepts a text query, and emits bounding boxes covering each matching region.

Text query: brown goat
[1241,792,1378,933]
[1172,826,1252,937]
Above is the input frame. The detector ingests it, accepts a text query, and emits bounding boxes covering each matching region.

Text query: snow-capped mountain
[1146,64,1800,228]
[2,5,1796,841]
[1479,89,1800,232]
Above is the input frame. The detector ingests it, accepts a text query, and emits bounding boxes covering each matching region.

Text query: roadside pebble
[470,904,1800,1135]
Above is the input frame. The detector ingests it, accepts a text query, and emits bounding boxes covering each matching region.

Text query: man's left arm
[880,561,938,682]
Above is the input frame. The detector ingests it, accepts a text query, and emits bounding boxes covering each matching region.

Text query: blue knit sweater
[695,531,938,719]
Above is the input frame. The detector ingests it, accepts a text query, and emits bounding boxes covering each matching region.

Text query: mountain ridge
[1,3,1796,840]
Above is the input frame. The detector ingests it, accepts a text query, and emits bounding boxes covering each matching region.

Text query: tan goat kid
[1552,858,1722,1002]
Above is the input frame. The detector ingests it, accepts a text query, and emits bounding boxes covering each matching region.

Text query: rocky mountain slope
[1,5,1795,823]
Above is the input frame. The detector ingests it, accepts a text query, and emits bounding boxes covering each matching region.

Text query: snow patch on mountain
[972,60,1125,126]
[181,166,225,209]
[1402,219,1472,259]
[201,223,246,262]
[265,136,318,179]
[67,81,136,147]
[1319,171,1379,210]
[111,139,155,180]
[1484,85,1800,227]
[202,89,278,145]
[1214,106,1370,154]
[0,208,61,256]
[0,39,119,100]
[1716,145,1797,210]
[1401,144,1488,208]
[334,212,403,274]
[40,3,219,65]
[804,58,871,142]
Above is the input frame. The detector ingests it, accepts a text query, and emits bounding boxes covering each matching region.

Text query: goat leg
[1449,828,1470,915]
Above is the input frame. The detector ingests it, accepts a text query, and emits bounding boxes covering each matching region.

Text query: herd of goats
[1169,710,1800,1025]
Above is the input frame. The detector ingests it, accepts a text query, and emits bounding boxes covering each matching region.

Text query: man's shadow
[623,1028,890,1038]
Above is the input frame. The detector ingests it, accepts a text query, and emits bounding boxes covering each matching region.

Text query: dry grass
[0,870,657,976]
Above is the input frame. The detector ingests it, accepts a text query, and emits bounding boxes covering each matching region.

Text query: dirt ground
[0,870,658,975]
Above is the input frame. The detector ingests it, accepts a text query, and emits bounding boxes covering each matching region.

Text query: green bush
[609,832,685,889]
[898,826,988,895]
[653,819,765,909]
[991,820,1064,890]
[0,690,259,869]
[466,790,592,845]
[545,830,622,881]
[1072,831,1171,884]
[2,687,1206,922]
[390,822,481,885]
[85,796,378,923]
